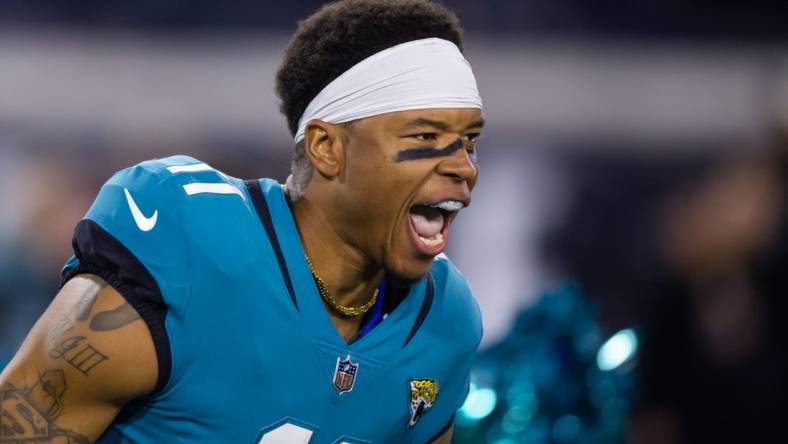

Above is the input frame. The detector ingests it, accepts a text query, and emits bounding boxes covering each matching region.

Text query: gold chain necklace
[305,255,378,318]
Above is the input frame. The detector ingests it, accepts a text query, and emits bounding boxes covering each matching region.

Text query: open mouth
[408,200,465,256]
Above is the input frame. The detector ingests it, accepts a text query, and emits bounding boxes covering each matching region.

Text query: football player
[0,1,484,442]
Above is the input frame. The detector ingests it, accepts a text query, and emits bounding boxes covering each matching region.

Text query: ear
[304,120,345,179]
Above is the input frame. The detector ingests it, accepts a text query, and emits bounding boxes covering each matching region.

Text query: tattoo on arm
[44,278,141,379]
[0,370,90,444]
[74,292,99,322]
[89,303,140,332]
[0,278,141,442]
[46,281,103,341]
[49,337,108,377]
[47,281,141,376]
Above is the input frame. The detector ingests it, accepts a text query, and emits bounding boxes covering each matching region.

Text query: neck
[289,190,384,313]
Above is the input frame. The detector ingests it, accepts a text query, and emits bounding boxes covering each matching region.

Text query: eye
[463,133,480,152]
[463,133,481,143]
[463,133,480,162]
[409,133,439,142]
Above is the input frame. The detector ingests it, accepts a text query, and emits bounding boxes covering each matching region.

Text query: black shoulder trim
[404,273,434,347]
[244,180,298,310]
[427,413,455,443]
[60,219,171,394]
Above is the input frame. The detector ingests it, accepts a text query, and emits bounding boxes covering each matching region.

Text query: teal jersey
[61,156,482,444]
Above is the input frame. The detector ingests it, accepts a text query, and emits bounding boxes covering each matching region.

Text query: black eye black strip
[395,138,465,162]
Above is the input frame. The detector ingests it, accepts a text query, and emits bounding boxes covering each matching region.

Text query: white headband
[294,37,482,143]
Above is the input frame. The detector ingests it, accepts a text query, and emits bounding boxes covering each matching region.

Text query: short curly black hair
[275,0,464,137]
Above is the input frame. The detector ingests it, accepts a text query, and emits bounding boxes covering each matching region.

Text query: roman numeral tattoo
[49,337,108,376]
[44,277,142,378]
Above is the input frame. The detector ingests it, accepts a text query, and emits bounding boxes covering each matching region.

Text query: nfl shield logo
[333,355,359,394]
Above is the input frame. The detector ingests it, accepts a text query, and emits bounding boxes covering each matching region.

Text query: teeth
[429,200,464,212]
[419,233,444,247]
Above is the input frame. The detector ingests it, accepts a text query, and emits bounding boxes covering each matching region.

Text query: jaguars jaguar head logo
[408,378,438,428]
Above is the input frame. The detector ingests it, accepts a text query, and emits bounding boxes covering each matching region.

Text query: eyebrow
[403,117,486,132]
[396,138,465,162]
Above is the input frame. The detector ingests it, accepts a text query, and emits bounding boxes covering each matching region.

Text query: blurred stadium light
[596,329,638,372]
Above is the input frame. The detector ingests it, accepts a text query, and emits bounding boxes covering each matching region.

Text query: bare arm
[0,274,157,443]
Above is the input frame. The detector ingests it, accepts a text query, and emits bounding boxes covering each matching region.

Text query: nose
[435,142,478,185]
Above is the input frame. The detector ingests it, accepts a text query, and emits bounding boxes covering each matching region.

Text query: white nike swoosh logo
[124,188,158,232]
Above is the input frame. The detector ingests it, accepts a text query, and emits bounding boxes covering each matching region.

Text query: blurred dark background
[3,0,788,40]
[2,1,788,443]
